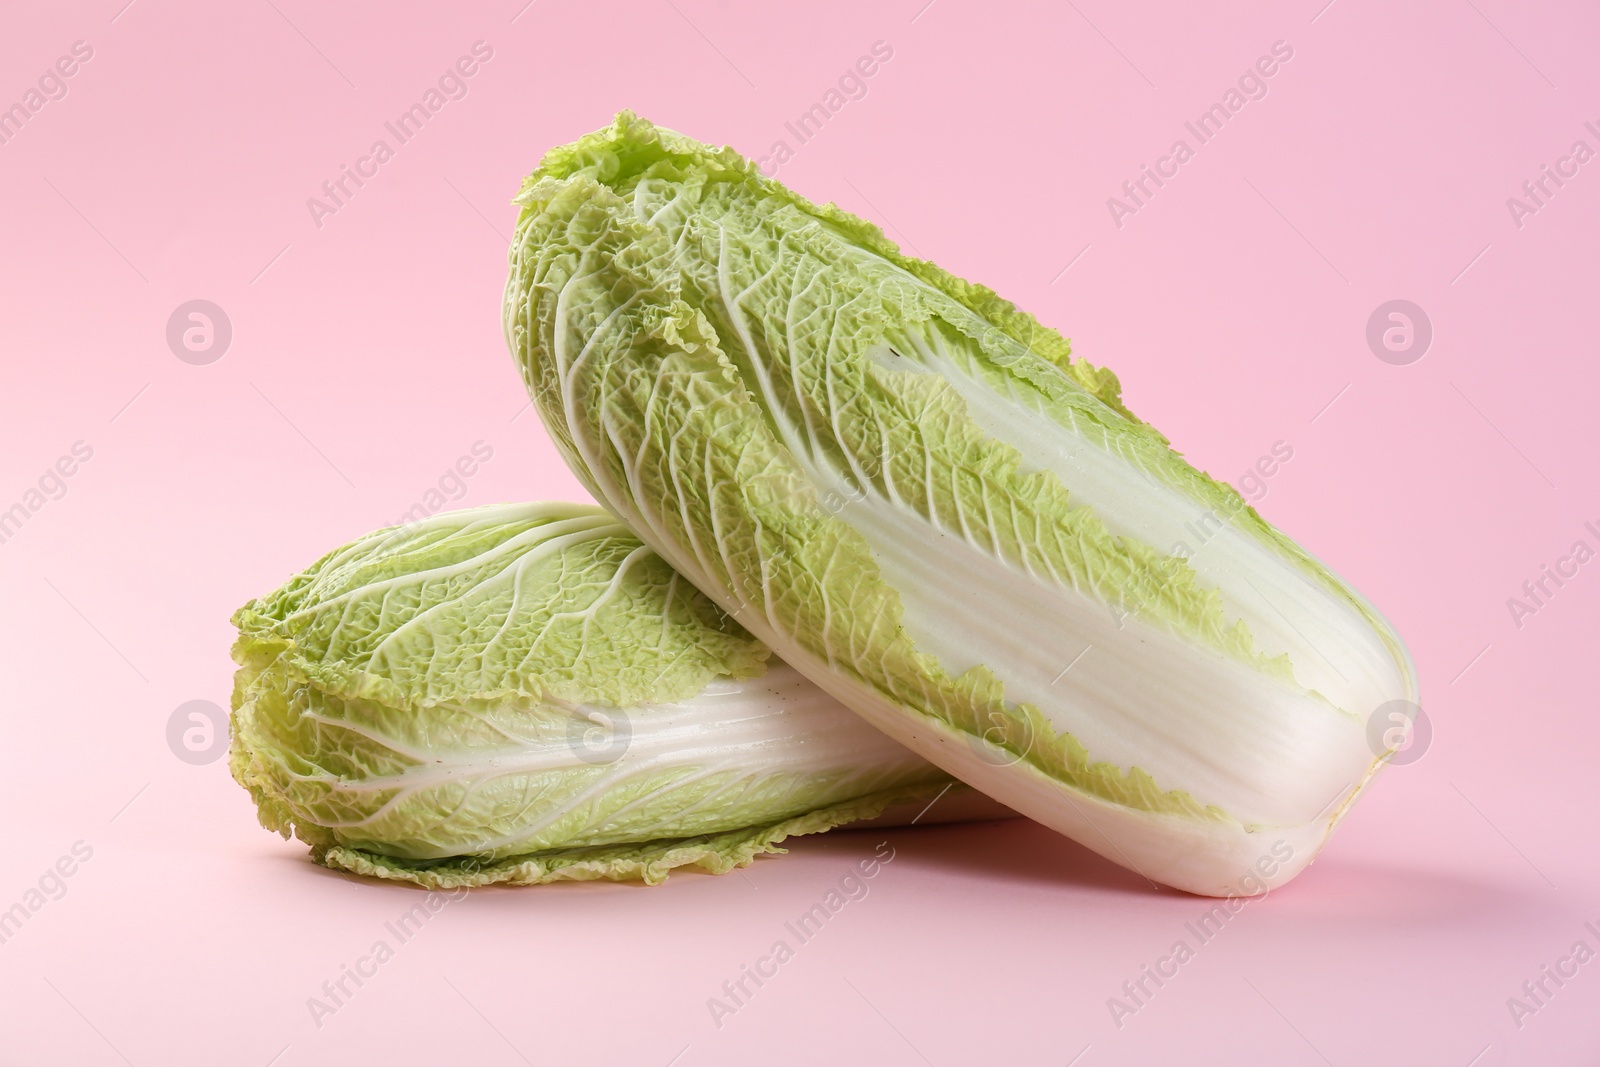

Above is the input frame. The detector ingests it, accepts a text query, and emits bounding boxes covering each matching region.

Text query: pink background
[2,0,1596,1063]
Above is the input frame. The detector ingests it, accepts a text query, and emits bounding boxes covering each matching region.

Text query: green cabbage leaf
[230,502,969,887]
[503,113,1419,895]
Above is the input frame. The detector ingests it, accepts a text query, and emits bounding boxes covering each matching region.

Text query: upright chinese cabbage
[502,112,1419,896]
[230,502,977,888]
